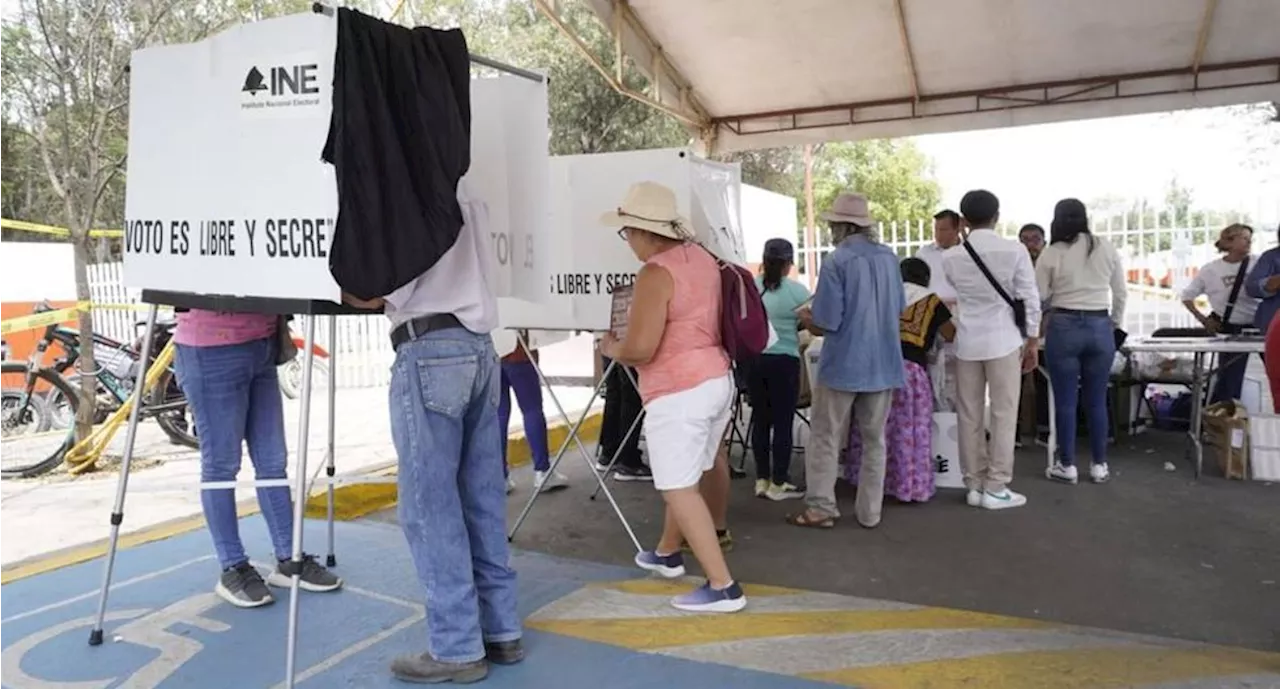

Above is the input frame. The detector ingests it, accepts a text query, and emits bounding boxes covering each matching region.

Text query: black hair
[1050,198,1095,254]
[933,209,960,226]
[959,190,999,227]
[900,257,931,287]
[761,256,790,291]
[1019,223,1045,239]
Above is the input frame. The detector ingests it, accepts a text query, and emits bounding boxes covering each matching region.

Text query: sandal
[785,511,836,529]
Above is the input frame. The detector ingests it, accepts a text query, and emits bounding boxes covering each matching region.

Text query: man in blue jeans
[345,181,522,684]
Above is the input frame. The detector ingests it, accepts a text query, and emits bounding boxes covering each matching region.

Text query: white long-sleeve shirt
[1034,235,1127,328]
[915,242,957,304]
[941,229,1042,361]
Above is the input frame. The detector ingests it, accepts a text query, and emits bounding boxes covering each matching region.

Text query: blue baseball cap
[763,238,794,261]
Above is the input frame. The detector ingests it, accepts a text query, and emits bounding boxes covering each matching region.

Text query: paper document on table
[610,285,634,340]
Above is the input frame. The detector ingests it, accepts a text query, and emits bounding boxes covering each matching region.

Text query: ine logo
[240,63,321,111]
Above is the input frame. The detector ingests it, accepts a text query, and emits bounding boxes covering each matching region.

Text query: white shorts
[643,373,734,491]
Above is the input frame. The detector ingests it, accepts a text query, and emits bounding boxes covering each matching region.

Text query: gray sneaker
[484,639,525,665]
[267,554,343,593]
[390,653,487,684]
[215,562,274,608]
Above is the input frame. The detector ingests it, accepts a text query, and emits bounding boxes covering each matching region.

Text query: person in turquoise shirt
[748,238,811,500]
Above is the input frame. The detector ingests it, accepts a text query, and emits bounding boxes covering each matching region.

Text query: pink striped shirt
[174,310,277,347]
[636,243,729,405]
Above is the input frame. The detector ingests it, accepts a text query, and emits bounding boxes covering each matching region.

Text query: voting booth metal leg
[589,365,644,501]
[87,304,161,646]
[282,316,318,689]
[507,341,641,552]
[325,315,337,567]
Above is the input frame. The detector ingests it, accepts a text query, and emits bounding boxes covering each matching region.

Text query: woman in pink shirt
[174,310,341,607]
[599,182,746,613]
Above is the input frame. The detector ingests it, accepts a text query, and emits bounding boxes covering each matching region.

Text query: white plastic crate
[1246,413,1280,482]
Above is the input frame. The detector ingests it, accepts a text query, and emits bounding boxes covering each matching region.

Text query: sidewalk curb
[1,410,603,585]
[302,411,603,521]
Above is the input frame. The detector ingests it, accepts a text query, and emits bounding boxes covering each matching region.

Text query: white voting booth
[504,148,750,538]
[89,10,613,689]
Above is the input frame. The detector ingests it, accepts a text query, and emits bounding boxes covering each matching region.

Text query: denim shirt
[811,235,906,392]
[1244,246,1280,331]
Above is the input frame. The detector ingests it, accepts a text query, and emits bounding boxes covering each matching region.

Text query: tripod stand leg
[283,316,317,689]
[88,303,159,646]
[325,315,337,567]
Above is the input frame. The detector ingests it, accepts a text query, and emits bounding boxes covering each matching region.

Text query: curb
[1,410,603,585]
[302,410,603,521]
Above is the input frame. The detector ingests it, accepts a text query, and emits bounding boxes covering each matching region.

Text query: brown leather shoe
[484,639,525,665]
[390,652,487,684]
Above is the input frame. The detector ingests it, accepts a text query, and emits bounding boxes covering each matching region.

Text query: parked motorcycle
[278,327,330,399]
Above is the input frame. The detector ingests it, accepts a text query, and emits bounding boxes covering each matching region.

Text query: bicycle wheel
[149,368,199,448]
[1,362,79,479]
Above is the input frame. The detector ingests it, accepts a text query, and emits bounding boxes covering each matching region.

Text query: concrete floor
[371,430,1280,654]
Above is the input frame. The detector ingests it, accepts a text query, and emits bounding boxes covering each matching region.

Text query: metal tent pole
[88,303,160,646]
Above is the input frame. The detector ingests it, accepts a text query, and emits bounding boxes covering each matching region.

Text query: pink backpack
[707,250,769,362]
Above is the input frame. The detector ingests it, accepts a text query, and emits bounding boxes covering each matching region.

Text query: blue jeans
[175,338,293,570]
[499,360,550,474]
[1045,312,1115,467]
[389,328,521,663]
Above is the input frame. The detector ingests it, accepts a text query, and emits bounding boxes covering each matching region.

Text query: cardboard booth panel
[122,12,553,304]
[544,148,746,332]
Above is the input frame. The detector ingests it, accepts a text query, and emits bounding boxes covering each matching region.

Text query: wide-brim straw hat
[820,192,875,226]
[599,181,692,241]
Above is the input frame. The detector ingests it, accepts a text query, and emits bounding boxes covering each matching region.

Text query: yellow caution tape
[1,218,122,239]
[0,302,91,336]
[0,302,171,335]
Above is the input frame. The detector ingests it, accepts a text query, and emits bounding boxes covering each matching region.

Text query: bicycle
[1,303,196,479]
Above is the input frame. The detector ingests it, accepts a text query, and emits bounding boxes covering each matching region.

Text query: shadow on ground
[368,430,1279,652]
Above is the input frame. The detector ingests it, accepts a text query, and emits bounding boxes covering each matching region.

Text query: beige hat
[820,192,875,226]
[599,181,691,241]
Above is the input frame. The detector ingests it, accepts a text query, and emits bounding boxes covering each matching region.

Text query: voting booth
[504,147,751,535]
[89,9,628,689]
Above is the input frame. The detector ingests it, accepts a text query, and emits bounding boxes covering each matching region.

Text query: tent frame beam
[531,0,710,131]
[713,57,1280,138]
[1191,0,1219,75]
[893,0,921,103]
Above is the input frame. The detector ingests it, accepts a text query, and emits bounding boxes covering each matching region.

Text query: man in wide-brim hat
[792,192,905,530]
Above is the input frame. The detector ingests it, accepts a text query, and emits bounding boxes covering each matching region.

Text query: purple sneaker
[671,581,747,613]
[634,550,685,578]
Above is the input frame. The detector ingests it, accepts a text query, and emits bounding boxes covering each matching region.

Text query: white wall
[740,184,798,264]
[0,242,77,302]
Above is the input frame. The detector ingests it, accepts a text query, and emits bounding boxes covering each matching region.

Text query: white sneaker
[765,482,804,501]
[981,488,1028,510]
[966,490,982,507]
[534,470,569,493]
[1090,463,1111,484]
[1047,462,1078,484]
[505,476,516,495]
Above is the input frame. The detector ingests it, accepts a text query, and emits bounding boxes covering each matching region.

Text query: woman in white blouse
[1180,223,1258,404]
[1035,199,1126,486]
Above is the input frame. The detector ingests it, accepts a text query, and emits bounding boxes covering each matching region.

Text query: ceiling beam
[609,1,711,123]
[893,0,921,103]
[529,0,711,128]
[1191,0,1219,75]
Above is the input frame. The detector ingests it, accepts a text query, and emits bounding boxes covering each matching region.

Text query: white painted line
[1,555,214,624]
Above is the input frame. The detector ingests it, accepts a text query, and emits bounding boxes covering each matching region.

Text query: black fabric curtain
[322,7,473,300]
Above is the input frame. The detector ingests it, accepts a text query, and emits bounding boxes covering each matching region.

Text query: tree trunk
[72,238,97,444]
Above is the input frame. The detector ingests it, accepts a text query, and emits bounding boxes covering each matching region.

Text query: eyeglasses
[617,228,630,241]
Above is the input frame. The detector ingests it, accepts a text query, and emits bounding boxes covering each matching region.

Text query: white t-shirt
[1179,255,1259,326]
[916,243,957,304]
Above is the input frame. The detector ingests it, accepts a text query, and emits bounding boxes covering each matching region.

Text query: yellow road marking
[805,645,1280,689]
[527,607,1049,650]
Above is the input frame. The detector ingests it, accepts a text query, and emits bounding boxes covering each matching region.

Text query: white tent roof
[579,0,1280,153]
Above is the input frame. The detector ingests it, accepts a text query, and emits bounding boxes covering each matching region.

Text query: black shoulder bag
[1211,257,1251,335]
[962,241,1027,338]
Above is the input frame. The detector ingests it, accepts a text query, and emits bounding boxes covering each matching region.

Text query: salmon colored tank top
[636,243,730,405]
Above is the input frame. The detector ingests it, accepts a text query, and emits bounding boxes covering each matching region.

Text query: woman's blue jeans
[1045,311,1115,468]
[175,338,294,570]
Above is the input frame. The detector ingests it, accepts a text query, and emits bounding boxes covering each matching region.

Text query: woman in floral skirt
[843,258,954,502]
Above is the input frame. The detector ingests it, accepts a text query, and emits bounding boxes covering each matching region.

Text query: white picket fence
[86,263,397,388]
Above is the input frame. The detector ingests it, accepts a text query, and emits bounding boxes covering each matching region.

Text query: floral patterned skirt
[841,360,936,503]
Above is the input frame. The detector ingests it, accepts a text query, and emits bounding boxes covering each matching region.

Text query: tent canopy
[565,0,1280,153]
